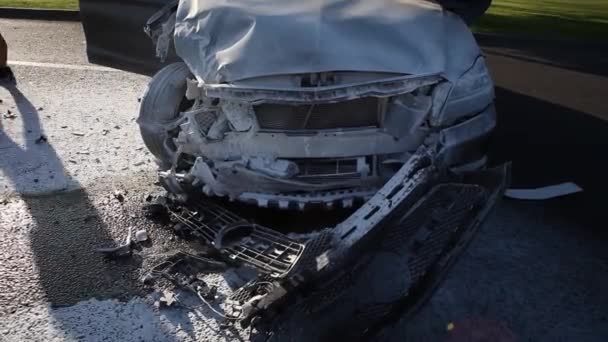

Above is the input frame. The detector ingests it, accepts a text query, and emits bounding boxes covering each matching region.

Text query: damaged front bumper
[159,146,509,340]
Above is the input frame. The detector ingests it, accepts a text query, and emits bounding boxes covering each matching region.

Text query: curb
[474,32,608,49]
[0,7,80,21]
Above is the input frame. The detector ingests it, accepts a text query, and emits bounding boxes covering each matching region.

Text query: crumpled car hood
[174,0,481,85]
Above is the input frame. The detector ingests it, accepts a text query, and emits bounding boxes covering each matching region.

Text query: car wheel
[137,62,193,168]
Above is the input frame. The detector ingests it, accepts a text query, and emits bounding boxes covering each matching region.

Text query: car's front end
[79,0,507,339]
[136,0,496,210]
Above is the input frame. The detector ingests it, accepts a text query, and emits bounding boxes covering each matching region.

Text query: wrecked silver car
[82,0,495,209]
[81,0,507,339]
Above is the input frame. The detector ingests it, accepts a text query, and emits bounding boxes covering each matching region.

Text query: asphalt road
[1,19,607,342]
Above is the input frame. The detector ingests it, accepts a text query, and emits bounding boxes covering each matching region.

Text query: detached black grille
[254,97,380,131]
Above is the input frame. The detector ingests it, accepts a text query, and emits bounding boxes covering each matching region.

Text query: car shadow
[0,81,173,339]
[489,86,608,229]
[372,89,608,342]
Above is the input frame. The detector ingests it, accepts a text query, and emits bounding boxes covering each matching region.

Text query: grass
[473,0,608,39]
[1,0,78,10]
[2,0,607,39]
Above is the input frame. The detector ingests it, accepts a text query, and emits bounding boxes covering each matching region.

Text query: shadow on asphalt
[0,81,172,339]
[479,35,608,77]
[375,86,608,342]
[489,86,608,227]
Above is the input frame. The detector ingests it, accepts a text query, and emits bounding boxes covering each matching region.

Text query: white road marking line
[8,60,120,72]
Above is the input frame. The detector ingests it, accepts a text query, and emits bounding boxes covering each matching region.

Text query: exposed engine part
[254,97,380,131]
[142,62,493,209]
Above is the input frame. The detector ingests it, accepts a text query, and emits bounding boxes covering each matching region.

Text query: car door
[79,0,179,75]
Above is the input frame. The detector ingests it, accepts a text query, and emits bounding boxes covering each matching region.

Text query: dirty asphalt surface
[1,19,607,341]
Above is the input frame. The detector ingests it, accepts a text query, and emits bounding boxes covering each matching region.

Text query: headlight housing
[433,56,495,126]
[449,56,494,101]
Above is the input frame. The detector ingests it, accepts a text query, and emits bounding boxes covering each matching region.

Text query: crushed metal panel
[174,0,480,84]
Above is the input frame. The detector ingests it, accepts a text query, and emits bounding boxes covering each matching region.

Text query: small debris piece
[34,135,47,144]
[95,226,132,258]
[101,129,110,135]
[114,125,121,129]
[505,182,582,200]
[143,196,170,221]
[133,161,145,167]
[37,107,44,111]
[125,226,133,246]
[159,289,177,307]
[113,190,125,202]
[61,125,68,128]
[68,159,78,164]
[135,229,149,242]
[95,244,131,257]
[71,132,86,137]
[3,109,16,119]
[199,284,218,301]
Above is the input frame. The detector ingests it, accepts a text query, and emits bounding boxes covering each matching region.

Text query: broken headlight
[449,56,493,101]
[435,56,495,126]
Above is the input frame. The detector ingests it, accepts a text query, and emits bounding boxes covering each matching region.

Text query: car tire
[137,62,193,168]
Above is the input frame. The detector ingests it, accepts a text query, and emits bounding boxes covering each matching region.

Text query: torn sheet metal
[174,0,480,84]
[504,182,583,200]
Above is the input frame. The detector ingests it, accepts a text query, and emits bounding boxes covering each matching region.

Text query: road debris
[113,190,125,202]
[157,289,177,307]
[71,132,86,137]
[134,151,509,338]
[505,182,583,200]
[34,135,47,144]
[95,227,132,258]
[142,251,227,285]
[3,109,16,119]
[134,229,148,242]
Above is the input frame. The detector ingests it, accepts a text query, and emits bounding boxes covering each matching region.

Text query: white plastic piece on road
[504,182,583,200]
[135,229,149,242]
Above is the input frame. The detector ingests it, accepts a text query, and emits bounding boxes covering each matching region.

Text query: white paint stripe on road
[8,60,120,72]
